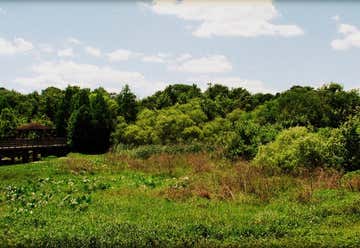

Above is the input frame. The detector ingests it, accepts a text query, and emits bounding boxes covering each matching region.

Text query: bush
[123,124,153,145]
[182,126,203,141]
[253,127,346,172]
[341,170,360,191]
[0,108,19,137]
[202,117,232,144]
[224,120,279,159]
[340,113,360,171]
[111,116,128,145]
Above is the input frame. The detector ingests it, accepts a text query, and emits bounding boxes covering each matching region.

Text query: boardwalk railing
[0,138,67,150]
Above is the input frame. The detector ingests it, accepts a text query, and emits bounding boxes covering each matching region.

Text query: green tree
[39,87,63,122]
[154,108,195,144]
[0,108,19,137]
[340,113,360,171]
[224,120,279,159]
[55,86,79,137]
[319,83,360,127]
[67,105,93,153]
[205,84,230,100]
[90,91,113,152]
[116,85,138,123]
[111,116,128,145]
[229,87,253,110]
[141,84,201,109]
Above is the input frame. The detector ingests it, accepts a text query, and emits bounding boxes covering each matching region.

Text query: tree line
[0,83,359,170]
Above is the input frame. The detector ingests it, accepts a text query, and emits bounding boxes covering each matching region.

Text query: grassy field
[0,151,360,247]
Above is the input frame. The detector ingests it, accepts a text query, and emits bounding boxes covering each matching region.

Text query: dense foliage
[0,82,359,170]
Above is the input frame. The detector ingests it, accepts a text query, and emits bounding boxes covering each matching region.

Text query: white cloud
[176,53,192,62]
[67,37,82,45]
[13,61,147,93]
[157,52,171,58]
[0,37,33,55]
[38,44,54,54]
[85,46,101,57]
[187,75,273,93]
[57,48,74,57]
[332,15,340,22]
[338,24,358,35]
[331,23,360,50]
[140,53,173,63]
[141,55,165,63]
[107,49,141,62]
[148,0,304,38]
[169,55,232,73]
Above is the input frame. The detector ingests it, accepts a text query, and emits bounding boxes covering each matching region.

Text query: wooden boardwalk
[0,138,68,164]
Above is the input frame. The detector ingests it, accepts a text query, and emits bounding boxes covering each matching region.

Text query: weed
[0,153,359,247]
[341,170,360,191]
[186,153,213,173]
[58,158,97,175]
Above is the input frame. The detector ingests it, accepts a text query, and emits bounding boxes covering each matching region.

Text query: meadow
[1,1,359,247]
[0,149,359,247]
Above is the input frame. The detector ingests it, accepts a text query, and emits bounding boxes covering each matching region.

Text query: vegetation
[0,82,359,171]
[0,153,359,247]
[0,82,359,246]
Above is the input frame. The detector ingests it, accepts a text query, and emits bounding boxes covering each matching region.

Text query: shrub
[340,113,360,171]
[0,108,19,137]
[202,117,232,144]
[154,108,195,144]
[224,120,279,159]
[317,127,347,167]
[341,170,360,191]
[182,126,203,141]
[123,124,153,145]
[253,127,346,172]
[110,116,128,145]
[131,145,163,159]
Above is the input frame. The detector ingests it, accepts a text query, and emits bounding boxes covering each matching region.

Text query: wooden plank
[0,138,67,153]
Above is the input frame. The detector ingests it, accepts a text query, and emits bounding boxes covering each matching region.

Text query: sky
[0,0,359,97]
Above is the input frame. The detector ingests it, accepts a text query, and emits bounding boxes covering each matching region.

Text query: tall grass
[102,147,358,203]
[0,148,359,247]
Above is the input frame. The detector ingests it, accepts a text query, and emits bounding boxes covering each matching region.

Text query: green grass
[0,152,359,247]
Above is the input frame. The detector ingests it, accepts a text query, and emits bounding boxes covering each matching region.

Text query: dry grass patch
[58,158,97,175]
[185,153,213,173]
[101,152,357,204]
[341,171,360,192]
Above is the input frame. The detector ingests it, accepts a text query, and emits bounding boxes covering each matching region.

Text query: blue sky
[0,0,359,97]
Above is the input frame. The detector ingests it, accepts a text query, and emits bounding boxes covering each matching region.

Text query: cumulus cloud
[0,37,33,55]
[57,48,74,57]
[331,23,360,50]
[332,15,340,22]
[38,44,54,54]
[135,52,172,63]
[13,61,147,93]
[147,0,304,38]
[169,55,232,73]
[176,53,192,62]
[66,37,82,45]
[157,52,172,58]
[141,55,165,63]
[107,49,141,62]
[85,46,101,57]
[187,75,274,93]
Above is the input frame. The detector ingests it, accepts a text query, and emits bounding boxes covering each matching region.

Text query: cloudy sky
[0,0,359,97]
